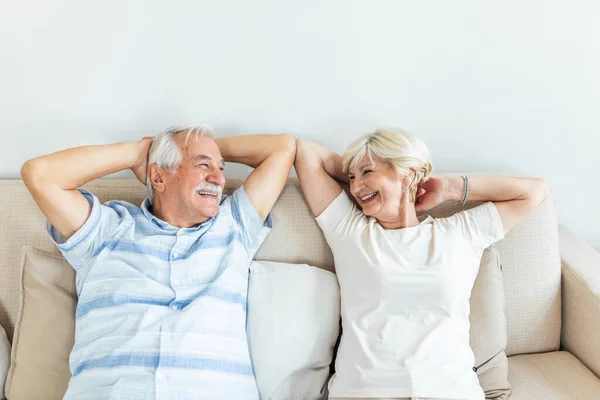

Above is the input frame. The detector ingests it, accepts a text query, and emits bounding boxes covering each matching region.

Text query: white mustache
[194,183,223,197]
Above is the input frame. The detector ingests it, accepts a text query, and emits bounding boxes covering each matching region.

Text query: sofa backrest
[0,178,561,356]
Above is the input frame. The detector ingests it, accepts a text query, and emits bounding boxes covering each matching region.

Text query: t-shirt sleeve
[46,189,121,270]
[315,190,366,236]
[228,185,272,257]
[440,202,505,250]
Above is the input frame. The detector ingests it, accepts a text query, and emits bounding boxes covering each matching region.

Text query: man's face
[162,135,226,226]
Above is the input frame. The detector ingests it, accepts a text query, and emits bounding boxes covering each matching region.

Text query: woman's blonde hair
[341,128,433,202]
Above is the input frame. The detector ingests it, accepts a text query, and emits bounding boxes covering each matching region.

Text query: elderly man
[21,126,295,399]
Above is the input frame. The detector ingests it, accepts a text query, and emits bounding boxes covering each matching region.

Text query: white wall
[1,1,599,251]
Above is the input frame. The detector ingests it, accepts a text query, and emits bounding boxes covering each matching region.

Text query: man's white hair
[146,125,215,203]
[342,128,433,202]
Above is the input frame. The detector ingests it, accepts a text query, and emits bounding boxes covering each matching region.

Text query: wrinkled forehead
[176,135,223,161]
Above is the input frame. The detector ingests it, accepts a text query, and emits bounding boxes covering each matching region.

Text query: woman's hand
[415,176,447,212]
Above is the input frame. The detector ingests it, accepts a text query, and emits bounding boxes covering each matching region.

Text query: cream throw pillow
[5,246,75,400]
[469,246,511,400]
[247,261,341,400]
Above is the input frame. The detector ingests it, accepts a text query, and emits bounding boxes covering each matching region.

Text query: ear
[148,164,167,195]
[406,169,420,202]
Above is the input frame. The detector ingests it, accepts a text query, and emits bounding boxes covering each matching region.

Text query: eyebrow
[359,164,373,169]
[349,163,375,173]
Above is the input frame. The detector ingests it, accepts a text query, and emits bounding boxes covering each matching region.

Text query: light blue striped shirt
[48,186,271,400]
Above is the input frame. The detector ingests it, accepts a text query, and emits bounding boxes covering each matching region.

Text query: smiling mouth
[197,191,219,198]
[359,192,378,202]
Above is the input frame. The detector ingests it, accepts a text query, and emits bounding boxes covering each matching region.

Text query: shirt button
[156,372,164,380]
[174,279,182,285]
[172,252,179,258]
[170,305,179,311]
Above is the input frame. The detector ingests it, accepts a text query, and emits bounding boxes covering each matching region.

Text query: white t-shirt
[316,192,505,400]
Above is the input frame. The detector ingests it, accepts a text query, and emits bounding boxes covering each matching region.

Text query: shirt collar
[141,198,217,233]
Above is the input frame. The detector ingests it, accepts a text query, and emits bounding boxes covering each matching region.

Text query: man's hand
[131,137,154,185]
[415,176,447,212]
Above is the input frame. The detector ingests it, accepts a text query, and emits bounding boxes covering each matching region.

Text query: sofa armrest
[559,224,600,378]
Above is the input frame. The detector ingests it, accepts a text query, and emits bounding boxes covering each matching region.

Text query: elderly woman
[294,128,549,400]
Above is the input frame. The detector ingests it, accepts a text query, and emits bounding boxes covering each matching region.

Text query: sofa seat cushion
[508,351,600,400]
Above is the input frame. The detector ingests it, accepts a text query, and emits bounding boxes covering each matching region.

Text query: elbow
[539,178,550,201]
[273,134,296,165]
[296,138,312,152]
[279,134,296,156]
[21,158,47,190]
[294,138,307,169]
[532,178,550,206]
[294,138,311,164]
[295,138,305,153]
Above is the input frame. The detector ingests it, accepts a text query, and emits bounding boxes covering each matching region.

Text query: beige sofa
[0,177,599,399]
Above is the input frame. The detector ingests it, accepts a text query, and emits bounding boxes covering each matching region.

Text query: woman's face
[348,156,411,220]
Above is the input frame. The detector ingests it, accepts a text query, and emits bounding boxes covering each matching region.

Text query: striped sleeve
[46,189,121,270]
[228,185,272,256]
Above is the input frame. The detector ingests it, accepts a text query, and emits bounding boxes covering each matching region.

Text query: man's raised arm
[21,138,153,240]
[216,134,295,222]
